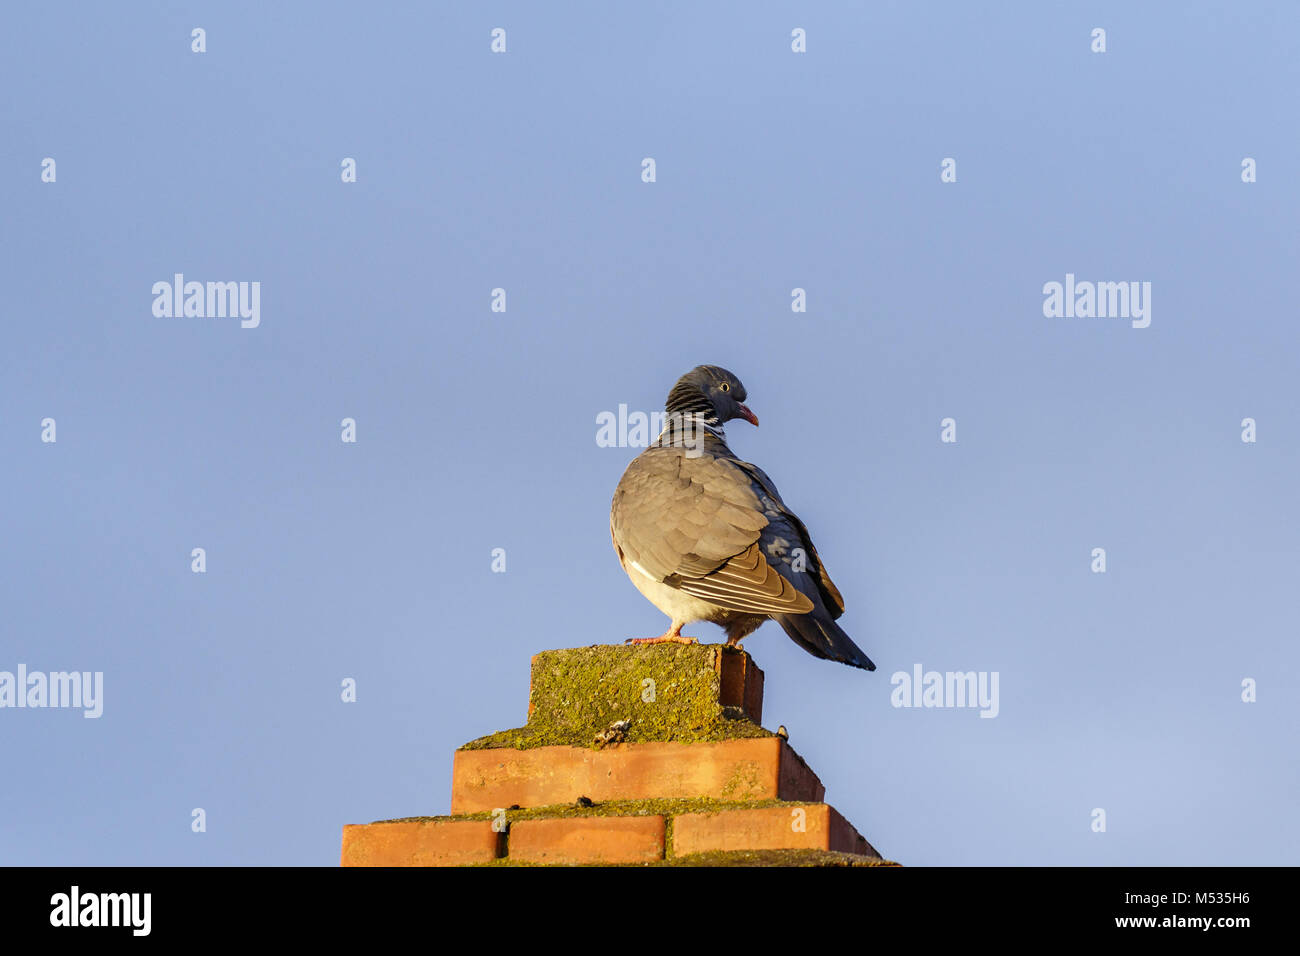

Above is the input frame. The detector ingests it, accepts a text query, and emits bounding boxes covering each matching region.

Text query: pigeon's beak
[737,404,759,427]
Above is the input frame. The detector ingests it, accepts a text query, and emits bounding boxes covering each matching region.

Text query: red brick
[671,803,879,858]
[509,815,665,864]
[717,647,764,724]
[451,737,824,814]
[340,819,502,867]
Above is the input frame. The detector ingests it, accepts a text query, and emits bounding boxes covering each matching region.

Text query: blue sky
[2,1,1296,865]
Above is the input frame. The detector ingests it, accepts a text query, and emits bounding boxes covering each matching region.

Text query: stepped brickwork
[341,644,895,867]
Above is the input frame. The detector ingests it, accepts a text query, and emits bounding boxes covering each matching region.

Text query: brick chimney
[340,643,895,866]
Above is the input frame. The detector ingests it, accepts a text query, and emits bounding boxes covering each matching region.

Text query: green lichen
[376,796,794,825]
[371,798,899,867]
[657,849,897,868]
[719,761,763,800]
[459,643,773,751]
[466,849,897,868]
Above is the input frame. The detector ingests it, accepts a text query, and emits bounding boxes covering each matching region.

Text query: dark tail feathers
[775,612,876,671]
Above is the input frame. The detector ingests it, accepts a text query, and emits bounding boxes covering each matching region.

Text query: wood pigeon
[610,365,876,671]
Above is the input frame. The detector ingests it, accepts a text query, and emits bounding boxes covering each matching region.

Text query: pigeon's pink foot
[625,622,699,645]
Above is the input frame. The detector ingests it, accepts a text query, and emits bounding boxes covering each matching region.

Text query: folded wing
[611,447,813,615]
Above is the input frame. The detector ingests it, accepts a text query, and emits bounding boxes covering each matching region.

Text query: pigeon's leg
[723,618,760,651]
[625,622,698,645]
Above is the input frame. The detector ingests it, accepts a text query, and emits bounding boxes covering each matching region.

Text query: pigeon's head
[665,365,759,428]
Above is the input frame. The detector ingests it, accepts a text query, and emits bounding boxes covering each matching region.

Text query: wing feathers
[611,447,816,617]
[674,543,814,615]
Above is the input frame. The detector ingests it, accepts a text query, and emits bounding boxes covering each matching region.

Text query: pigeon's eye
[719,383,730,392]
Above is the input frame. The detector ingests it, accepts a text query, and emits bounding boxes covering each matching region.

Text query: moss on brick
[459,643,774,751]
[374,799,898,865]
[465,849,897,867]
[660,849,897,867]
[377,796,794,825]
